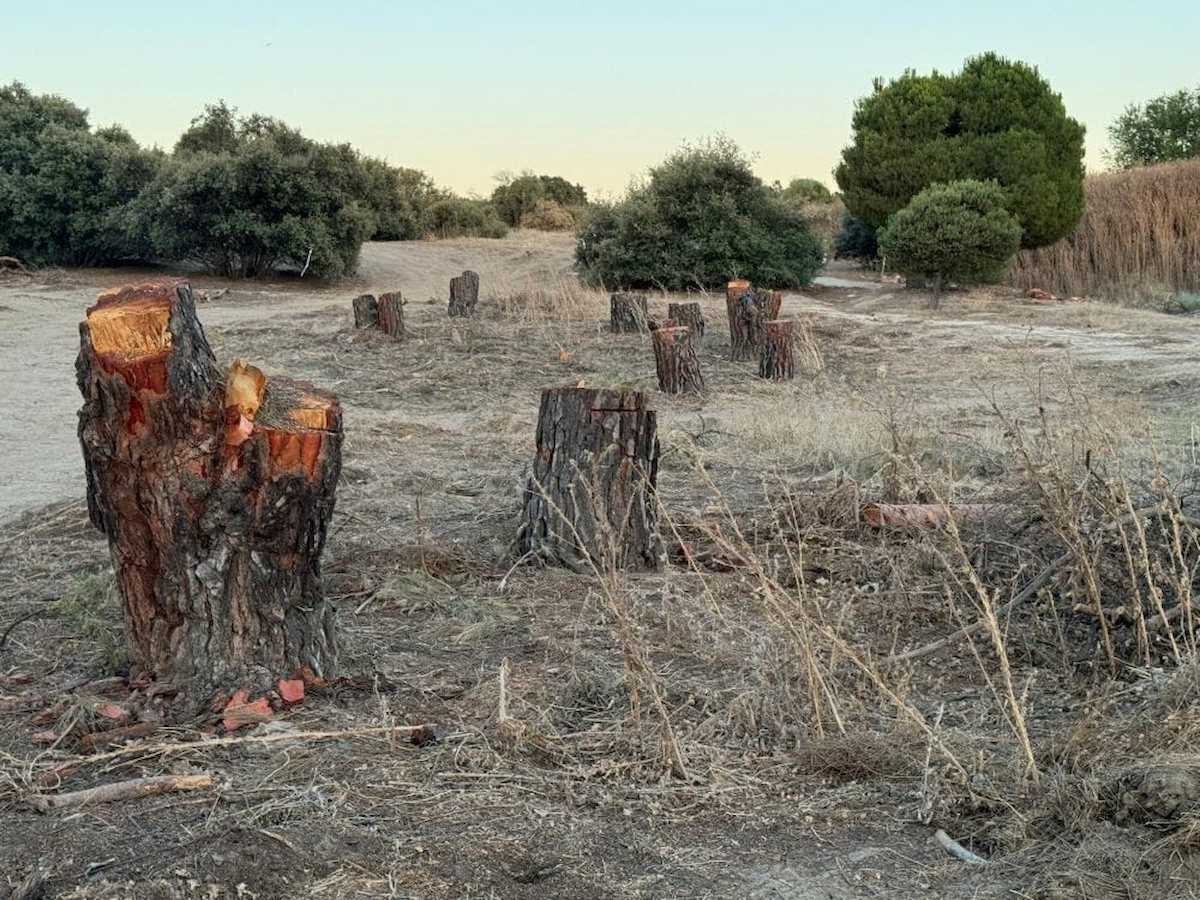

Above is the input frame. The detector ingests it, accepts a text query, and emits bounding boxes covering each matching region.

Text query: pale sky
[4,1,1196,198]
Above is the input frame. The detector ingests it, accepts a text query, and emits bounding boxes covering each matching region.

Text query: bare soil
[2,232,1199,899]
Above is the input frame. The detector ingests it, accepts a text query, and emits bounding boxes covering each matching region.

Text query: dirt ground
[2,232,1200,898]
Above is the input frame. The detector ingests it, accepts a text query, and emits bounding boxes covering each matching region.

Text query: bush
[780,178,834,205]
[877,179,1022,305]
[422,198,508,239]
[833,214,879,261]
[835,53,1085,249]
[492,173,588,227]
[518,199,575,231]
[575,137,823,290]
[1108,86,1200,169]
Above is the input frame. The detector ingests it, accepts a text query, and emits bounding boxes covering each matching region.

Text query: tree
[492,172,587,226]
[1108,87,1200,169]
[575,137,824,290]
[835,53,1085,249]
[779,178,834,205]
[877,179,1022,307]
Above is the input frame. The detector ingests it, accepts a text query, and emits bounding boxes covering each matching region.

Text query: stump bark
[609,292,649,333]
[757,319,795,381]
[667,302,705,343]
[727,288,783,361]
[449,270,480,317]
[652,326,704,395]
[352,294,378,328]
[377,291,405,338]
[519,387,663,572]
[76,280,343,714]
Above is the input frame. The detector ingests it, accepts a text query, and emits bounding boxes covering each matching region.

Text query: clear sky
[4,1,1196,198]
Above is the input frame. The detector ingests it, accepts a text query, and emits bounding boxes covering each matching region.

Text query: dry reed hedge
[1012,158,1200,303]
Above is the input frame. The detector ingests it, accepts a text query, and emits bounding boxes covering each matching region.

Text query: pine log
[757,319,795,381]
[377,291,405,338]
[667,302,705,343]
[352,294,378,328]
[653,326,704,394]
[727,288,782,361]
[609,292,649,333]
[76,280,342,715]
[518,387,663,572]
[449,270,480,317]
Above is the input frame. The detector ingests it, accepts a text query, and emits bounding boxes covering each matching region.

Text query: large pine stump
[727,288,783,361]
[449,270,480,317]
[667,302,705,343]
[377,291,405,338]
[76,280,343,713]
[758,319,795,381]
[352,294,378,328]
[609,292,649,333]
[653,326,704,395]
[519,387,663,572]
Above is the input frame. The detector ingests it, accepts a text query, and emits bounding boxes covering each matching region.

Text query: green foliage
[780,178,834,205]
[1108,87,1200,169]
[835,53,1085,249]
[492,172,587,227]
[833,214,879,261]
[576,137,824,290]
[877,179,1022,295]
[422,197,508,239]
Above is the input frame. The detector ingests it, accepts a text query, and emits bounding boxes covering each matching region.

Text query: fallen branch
[862,502,997,529]
[933,828,988,865]
[80,722,159,753]
[27,773,213,812]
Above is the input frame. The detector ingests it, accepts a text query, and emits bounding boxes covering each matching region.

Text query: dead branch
[933,829,988,865]
[27,773,213,812]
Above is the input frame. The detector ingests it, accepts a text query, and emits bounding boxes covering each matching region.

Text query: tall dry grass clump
[1012,159,1200,304]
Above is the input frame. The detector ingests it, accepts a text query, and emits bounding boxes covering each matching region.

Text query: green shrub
[1108,86,1200,169]
[492,172,588,227]
[422,198,508,239]
[835,53,1085,249]
[877,179,1022,305]
[519,199,576,231]
[833,214,879,261]
[576,137,823,290]
[780,178,834,205]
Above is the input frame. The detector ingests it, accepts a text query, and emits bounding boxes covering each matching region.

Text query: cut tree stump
[76,280,343,715]
[653,326,704,395]
[377,291,405,338]
[518,387,663,572]
[727,288,782,361]
[757,319,795,381]
[449,270,480,317]
[609,292,649,333]
[667,302,705,343]
[352,294,378,328]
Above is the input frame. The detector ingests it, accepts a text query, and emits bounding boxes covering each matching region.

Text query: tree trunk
[727,287,782,361]
[929,274,943,310]
[518,387,663,572]
[757,319,795,381]
[377,291,405,338]
[653,326,704,394]
[76,280,343,716]
[449,270,480,317]
[352,294,378,328]
[667,302,705,344]
[609,292,649,333]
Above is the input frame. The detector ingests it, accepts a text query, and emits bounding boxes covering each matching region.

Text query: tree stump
[727,288,783,361]
[667,302,705,343]
[518,387,663,572]
[758,319,795,380]
[352,294,378,328]
[76,279,343,714]
[609,292,649,333]
[653,326,704,395]
[377,291,405,338]
[449,270,480,317]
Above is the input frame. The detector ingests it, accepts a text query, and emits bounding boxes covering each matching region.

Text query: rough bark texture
[667,302,705,343]
[352,294,378,328]
[653,326,705,395]
[377,291,405,338]
[727,288,783,361]
[448,270,480,317]
[757,319,795,381]
[519,387,663,572]
[609,292,649,334]
[76,280,342,715]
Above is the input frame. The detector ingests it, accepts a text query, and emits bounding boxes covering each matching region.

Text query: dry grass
[1013,159,1200,306]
